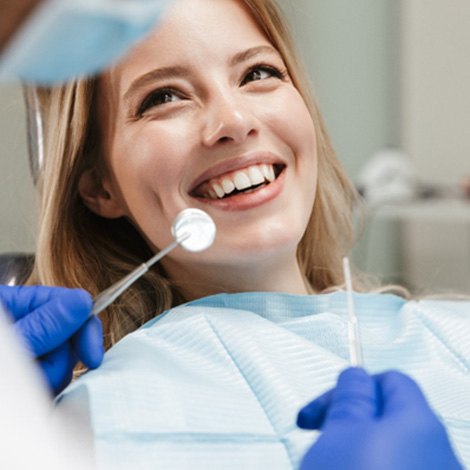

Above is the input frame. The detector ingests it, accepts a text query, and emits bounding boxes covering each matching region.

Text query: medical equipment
[24,87,44,185]
[357,147,417,208]
[342,257,363,367]
[0,0,172,84]
[91,208,216,316]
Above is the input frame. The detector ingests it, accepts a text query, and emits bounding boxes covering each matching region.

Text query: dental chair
[0,87,41,286]
[0,253,34,285]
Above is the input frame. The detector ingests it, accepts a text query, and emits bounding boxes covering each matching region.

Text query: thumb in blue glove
[0,285,104,394]
[297,367,463,470]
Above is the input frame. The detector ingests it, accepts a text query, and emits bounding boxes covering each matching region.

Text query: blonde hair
[29,0,364,349]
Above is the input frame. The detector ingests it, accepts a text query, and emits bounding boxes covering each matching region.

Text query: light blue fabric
[0,0,172,84]
[57,292,470,469]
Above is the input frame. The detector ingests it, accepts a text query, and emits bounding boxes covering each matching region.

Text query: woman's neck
[165,254,310,302]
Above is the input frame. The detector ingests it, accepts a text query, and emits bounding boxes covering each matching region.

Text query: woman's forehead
[108,0,272,88]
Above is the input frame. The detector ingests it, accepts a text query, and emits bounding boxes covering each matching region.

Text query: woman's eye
[138,88,181,115]
[241,65,285,86]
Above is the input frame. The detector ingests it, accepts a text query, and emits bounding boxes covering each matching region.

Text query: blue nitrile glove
[297,367,463,470]
[0,285,104,394]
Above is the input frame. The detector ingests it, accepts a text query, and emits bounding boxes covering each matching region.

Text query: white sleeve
[0,303,94,470]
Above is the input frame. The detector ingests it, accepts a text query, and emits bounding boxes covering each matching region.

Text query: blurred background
[0,0,469,294]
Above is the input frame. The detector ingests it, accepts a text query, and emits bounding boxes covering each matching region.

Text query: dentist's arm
[0,0,41,51]
[297,368,463,470]
[0,285,103,394]
[0,0,170,84]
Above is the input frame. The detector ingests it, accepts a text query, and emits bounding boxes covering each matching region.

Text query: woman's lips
[189,153,285,193]
[190,165,286,211]
[191,162,282,200]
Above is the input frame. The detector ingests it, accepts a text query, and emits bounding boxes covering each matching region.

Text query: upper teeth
[201,163,277,200]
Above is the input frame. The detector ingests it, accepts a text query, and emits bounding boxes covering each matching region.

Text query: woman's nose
[201,92,258,147]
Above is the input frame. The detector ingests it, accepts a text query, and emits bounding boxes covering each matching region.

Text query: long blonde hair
[29,0,361,349]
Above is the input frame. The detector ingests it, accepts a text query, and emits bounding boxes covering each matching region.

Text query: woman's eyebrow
[230,45,281,66]
[124,65,190,102]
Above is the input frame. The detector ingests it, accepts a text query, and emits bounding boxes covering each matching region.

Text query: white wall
[401,0,470,184]
[280,0,401,179]
[281,0,469,184]
[400,1,470,293]
[0,83,35,254]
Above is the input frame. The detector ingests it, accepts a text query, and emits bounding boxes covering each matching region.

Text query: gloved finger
[71,315,104,369]
[0,285,70,320]
[38,342,77,394]
[14,289,93,357]
[324,367,378,425]
[376,370,434,417]
[297,389,333,429]
[0,285,25,319]
[376,371,463,469]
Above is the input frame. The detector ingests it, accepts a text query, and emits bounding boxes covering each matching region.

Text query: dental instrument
[342,257,363,367]
[91,208,216,316]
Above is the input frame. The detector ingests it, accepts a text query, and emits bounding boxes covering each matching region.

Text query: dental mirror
[172,208,216,252]
[91,208,216,316]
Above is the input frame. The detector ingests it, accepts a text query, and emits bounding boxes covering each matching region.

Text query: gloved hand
[297,367,463,470]
[0,285,104,394]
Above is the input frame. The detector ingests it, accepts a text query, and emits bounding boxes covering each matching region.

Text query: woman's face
[92,0,318,289]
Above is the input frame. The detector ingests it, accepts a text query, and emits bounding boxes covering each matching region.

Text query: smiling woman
[88,0,320,299]
[26,0,470,468]
[31,0,356,344]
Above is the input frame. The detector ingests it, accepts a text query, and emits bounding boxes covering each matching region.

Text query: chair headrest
[0,254,34,286]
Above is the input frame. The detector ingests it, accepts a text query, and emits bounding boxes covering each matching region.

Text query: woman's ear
[78,169,125,219]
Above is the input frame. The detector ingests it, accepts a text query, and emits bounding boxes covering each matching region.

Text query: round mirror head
[171,208,216,252]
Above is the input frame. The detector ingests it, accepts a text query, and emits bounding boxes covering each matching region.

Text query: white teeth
[221,178,235,194]
[213,183,225,198]
[233,171,251,190]
[247,166,265,185]
[260,164,270,180]
[208,188,218,200]
[202,163,280,199]
[261,164,275,182]
[268,166,275,182]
